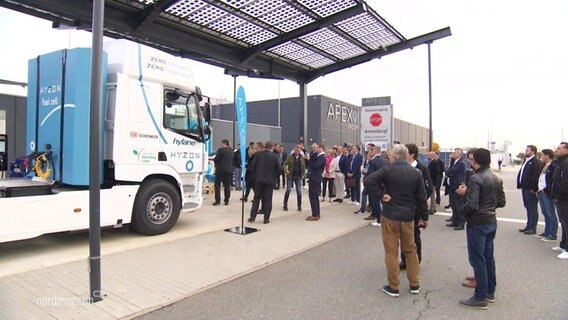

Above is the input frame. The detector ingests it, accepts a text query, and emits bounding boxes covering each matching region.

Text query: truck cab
[0,40,211,242]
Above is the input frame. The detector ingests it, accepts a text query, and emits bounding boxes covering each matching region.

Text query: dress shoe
[518,228,528,232]
[465,275,475,281]
[297,206,302,211]
[523,229,536,235]
[454,224,465,230]
[446,223,458,227]
[444,205,451,209]
[283,206,288,211]
[247,218,255,223]
[306,216,320,221]
[364,215,376,220]
[462,279,476,288]
[240,197,248,202]
[263,220,270,224]
[212,202,221,206]
[445,218,453,222]
[354,210,362,214]
[224,201,229,205]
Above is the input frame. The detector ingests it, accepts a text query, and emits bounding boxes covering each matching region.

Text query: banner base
[224,226,260,235]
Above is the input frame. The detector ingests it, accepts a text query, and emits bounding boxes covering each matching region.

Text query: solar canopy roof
[0,0,450,83]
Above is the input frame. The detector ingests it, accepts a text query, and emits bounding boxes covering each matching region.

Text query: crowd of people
[210,139,568,310]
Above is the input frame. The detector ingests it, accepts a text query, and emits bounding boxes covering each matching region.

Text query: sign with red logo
[360,101,392,148]
[369,113,382,127]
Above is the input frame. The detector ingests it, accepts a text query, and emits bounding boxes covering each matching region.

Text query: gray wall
[211,95,429,154]
[393,118,430,147]
[0,94,27,167]
[210,119,281,151]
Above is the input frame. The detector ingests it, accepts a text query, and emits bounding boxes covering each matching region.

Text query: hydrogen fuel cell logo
[369,113,383,127]
[185,160,194,172]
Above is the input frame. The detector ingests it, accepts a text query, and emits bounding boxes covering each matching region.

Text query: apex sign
[326,102,358,124]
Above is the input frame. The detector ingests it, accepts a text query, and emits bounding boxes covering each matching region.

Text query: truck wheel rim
[147,193,172,224]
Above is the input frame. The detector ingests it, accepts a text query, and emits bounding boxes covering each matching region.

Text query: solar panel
[155,0,404,70]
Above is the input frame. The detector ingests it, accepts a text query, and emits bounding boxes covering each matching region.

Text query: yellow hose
[34,153,52,179]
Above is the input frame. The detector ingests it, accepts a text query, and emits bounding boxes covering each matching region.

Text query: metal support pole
[427,42,433,151]
[299,83,307,143]
[232,76,237,147]
[89,0,104,303]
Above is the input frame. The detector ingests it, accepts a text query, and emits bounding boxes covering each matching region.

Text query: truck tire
[131,179,181,235]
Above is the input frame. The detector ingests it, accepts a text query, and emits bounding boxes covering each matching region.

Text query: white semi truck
[0,40,212,243]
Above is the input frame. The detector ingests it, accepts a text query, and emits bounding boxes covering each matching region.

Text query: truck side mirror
[204,102,211,123]
[203,126,211,142]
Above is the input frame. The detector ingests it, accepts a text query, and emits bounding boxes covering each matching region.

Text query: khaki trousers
[334,172,345,199]
[381,216,420,289]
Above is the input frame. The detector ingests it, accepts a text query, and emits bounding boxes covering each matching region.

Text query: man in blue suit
[348,145,363,205]
[517,145,543,234]
[446,148,466,230]
[307,143,326,221]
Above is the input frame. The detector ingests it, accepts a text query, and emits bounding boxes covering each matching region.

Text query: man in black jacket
[213,139,234,205]
[306,143,326,221]
[456,148,505,310]
[551,142,568,259]
[427,151,445,212]
[248,141,281,224]
[517,145,543,234]
[364,144,428,298]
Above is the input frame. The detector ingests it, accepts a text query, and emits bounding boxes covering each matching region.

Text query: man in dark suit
[364,145,389,222]
[248,141,281,224]
[517,144,543,234]
[348,145,363,205]
[446,148,466,230]
[213,139,234,205]
[306,142,326,221]
[400,144,434,269]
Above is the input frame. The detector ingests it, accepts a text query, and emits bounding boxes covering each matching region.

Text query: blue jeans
[466,223,497,301]
[522,189,539,230]
[538,192,558,237]
[284,177,302,207]
[234,167,242,189]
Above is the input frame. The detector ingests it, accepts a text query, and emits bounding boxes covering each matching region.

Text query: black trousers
[250,183,274,221]
[401,223,422,265]
[556,200,568,249]
[435,181,442,204]
[214,171,232,203]
[450,192,465,224]
[308,180,321,217]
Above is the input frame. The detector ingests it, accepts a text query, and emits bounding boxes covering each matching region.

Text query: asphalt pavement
[137,168,567,320]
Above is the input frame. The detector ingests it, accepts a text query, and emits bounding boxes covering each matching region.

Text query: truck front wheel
[131,179,181,235]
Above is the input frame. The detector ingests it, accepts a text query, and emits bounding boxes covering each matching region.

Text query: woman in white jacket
[321,149,337,202]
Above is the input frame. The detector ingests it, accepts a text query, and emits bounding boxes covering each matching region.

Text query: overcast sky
[0,0,566,155]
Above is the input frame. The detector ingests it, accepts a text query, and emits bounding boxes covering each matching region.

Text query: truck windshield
[164,91,201,139]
